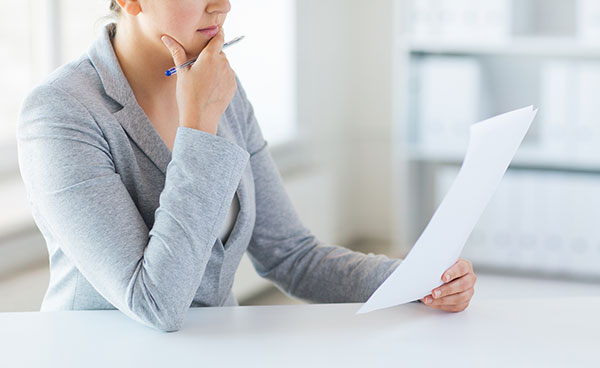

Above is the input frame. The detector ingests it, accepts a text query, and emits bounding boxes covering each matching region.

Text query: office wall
[295,0,397,248]
[345,1,396,243]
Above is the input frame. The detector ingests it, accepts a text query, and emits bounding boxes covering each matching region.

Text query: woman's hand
[161,29,237,135]
[421,258,476,312]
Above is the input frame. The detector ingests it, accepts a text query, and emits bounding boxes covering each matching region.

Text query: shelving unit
[408,38,600,58]
[394,0,600,280]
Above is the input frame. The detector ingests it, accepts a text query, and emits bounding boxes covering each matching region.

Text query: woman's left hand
[421,258,476,312]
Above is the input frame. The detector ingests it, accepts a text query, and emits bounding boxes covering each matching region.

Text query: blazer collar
[86,23,231,176]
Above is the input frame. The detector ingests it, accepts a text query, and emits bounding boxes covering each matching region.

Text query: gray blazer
[17,23,400,331]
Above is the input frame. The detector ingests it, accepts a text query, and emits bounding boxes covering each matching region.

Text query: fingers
[161,35,188,69]
[423,288,474,307]
[419,258,477,313]
[441,258,473,283]
[432,272,476,299]
[202,28,225,55]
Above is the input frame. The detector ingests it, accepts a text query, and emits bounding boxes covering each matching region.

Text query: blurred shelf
[405,145,600,173]
[394,0,600,279]
[407,37,600,58]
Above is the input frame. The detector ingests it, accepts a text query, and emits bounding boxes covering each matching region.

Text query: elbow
[148,304,186,332]
[153,319,183,333]
[124,271,188,332]
[144,311,185,332]
[127,299,186,333]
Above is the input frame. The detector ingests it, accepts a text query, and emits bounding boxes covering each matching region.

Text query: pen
[165,35,245,77]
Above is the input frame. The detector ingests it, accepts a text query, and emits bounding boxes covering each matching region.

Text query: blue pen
[165,35,245,77]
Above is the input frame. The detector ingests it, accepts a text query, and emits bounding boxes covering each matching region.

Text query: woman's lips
[198,25,219,37]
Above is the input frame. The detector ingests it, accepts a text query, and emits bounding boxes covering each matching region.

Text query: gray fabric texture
[17,23,401,332]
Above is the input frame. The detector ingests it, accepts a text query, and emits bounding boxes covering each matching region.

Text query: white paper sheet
[358,106,537,314]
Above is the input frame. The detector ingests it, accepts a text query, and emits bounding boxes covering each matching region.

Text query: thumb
[161,35,188,70]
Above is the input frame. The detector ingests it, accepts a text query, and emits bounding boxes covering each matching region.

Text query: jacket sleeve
[237,79,401,303]
[17,83,249,331]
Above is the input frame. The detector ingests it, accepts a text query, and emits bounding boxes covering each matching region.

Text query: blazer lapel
[113,105,172,175]
[87,23,172,175]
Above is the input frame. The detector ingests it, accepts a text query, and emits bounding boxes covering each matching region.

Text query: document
[358,106,537,314]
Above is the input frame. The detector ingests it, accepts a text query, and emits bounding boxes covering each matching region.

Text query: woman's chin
[186,43,209,58]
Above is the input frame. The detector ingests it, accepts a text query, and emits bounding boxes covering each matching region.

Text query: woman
[17,0,476,332]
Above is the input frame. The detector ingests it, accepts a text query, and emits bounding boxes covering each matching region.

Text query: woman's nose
[206,0,231,14]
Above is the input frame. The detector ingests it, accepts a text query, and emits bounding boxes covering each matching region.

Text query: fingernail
[424,297,432,304]
[444,274,451,282]
[161,36,172,47]
[434,290,441,298]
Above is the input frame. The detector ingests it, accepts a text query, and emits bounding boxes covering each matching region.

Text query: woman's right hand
[161,29,237,135]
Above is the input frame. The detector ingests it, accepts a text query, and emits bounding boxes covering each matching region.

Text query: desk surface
[0,298,598,368]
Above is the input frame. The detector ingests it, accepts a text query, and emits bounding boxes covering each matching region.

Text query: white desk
[0,298,598,368]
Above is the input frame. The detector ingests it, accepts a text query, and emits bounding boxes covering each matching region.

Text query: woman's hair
[109,0,121,16]
[96,0,120,35]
